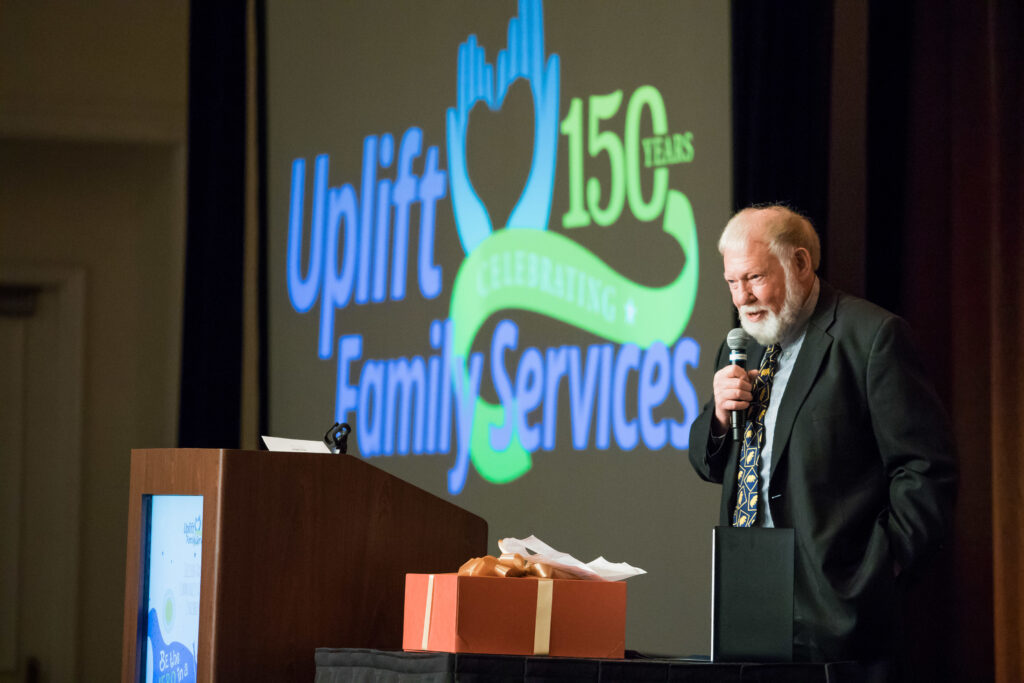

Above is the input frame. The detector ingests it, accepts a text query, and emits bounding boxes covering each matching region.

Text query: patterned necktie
[732,344,782,527]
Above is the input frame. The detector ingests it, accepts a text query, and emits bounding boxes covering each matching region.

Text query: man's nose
[733,283,754,306]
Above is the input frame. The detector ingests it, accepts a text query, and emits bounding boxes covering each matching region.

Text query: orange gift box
[402,573,626,658]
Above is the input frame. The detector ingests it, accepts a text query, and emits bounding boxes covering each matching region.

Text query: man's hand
[712,365,758,434]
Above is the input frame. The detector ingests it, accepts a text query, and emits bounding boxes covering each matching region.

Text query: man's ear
[793,247,813,277]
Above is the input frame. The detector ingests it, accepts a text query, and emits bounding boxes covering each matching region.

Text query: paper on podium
[261,435,331,453]
[497,535,646,581]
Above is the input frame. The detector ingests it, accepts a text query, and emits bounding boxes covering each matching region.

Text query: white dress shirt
[758,277,819,527]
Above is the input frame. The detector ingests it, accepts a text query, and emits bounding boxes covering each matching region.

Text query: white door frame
[0,266,84,681]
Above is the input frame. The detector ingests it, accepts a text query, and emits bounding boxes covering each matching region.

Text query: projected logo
[286,0,701,495]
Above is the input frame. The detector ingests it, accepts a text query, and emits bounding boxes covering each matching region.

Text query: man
[688,205,956,662]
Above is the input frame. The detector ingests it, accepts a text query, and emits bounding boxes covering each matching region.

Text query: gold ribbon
[533,579,553,655]
[421,574,435,650]
[458,553,576,580]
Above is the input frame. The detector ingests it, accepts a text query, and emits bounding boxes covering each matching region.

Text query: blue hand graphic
[446,34,496,254]
[446,0,560,255]
[496,0,560,232]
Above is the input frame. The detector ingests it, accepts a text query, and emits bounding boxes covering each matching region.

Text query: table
[314,648,889,682]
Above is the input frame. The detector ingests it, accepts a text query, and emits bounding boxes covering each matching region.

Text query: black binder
[711,526,794,662]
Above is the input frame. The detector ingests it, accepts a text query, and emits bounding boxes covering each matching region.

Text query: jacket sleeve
[867,316,957,572]
[688,339,733,484]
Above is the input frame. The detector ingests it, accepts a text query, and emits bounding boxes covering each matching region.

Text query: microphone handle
[730,412,744,441]
[728,348,747,441]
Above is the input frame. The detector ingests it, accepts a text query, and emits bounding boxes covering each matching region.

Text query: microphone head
[727,327,750,351]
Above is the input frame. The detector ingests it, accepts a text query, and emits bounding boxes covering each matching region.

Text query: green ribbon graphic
[449,189,699,484]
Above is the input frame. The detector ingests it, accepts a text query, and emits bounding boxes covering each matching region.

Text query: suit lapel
[768,280,837,480]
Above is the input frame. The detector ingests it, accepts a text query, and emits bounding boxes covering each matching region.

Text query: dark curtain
[178,2,248,448]
[879,2,1021,681]
[865,5,963,682]
[866,1,1024,681]
[731,0,834,266]
[734,0,1024,679]
[988,1,1024,677]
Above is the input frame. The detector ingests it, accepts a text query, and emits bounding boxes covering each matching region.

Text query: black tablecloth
[314,648,889,683]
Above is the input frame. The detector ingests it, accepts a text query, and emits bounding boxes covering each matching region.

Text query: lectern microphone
[324,422,352,454]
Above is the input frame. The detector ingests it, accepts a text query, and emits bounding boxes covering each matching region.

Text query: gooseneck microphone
[726,328,750,441]
[324,422,352,454]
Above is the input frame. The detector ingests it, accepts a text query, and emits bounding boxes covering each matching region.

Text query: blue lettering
[391,128,422,300]
[543,346,569,450]
[372,133,394,302]
[417,146,446,299]
[330,325,701,494]
[335,334,363,424]
[638,341,670,449]
[385,355,426,454]
[439,319,454,453]
[490,319,519,451]
[426,319,443,452]
[290,130,446,360]
[612,343,640,450]
[319,182,359,358]
[670,337,701,448]
[338,323,457,460]
[286,158,323,313]
[355,135,377,304]
[567,345,600,449]
[595,344,613,449]
[516,347,544,452]
[358,360,385,455]
[449,352,484,495]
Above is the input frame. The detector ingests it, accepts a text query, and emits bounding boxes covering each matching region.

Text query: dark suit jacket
[689,280,956,661]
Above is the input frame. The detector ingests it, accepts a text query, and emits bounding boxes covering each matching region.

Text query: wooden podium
[120,448,487,682]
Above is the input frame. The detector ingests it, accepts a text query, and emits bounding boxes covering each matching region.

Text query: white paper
[497,535,646,581]
[261,435,331,453]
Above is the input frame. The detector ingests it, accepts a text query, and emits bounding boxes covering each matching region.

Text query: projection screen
[266,0,733,654]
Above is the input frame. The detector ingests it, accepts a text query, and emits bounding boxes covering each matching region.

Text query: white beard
[738,266,805,346]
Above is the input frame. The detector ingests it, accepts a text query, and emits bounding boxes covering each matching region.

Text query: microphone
[323,422,352,454]
[726,328,750,441]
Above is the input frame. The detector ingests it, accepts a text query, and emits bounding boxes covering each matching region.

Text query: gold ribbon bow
[458,552,577,580]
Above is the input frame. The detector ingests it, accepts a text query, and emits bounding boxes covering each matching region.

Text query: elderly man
[688,205,956,662]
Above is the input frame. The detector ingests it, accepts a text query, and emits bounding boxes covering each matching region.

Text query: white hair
[718,205,821,271]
